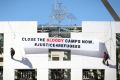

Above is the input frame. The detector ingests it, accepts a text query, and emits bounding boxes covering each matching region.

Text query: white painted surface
[0,21,37,80]
[0,21,120,80]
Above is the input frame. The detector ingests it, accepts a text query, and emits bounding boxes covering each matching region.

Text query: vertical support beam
[101,0,120,21]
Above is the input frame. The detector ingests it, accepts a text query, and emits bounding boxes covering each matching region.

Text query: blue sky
[0,0,120,25]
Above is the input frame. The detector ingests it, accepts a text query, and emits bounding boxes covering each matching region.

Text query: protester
[103,52,110,66]
[11,48,15,59]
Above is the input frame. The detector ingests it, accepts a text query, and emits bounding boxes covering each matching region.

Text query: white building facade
[0,21,120,80]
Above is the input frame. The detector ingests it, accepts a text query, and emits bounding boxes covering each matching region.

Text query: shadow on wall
[24,48,48,54]
[24,42,108,58]
[71,42,108,58]
[109,64,116,69]
[13,57,33,68]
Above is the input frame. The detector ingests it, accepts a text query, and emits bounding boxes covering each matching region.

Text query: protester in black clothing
[11,48,15,59]
[103,52,110,66]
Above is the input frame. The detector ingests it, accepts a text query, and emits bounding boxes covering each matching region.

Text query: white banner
[17,34,99,51]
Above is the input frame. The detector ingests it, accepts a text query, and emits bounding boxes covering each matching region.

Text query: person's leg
[107,60,109,66]
[102,59,105,64]
[11,54,13,59]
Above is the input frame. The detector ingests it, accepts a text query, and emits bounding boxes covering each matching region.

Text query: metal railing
[37,25,82,33]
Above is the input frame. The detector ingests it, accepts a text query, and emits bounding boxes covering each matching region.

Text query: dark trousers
[103,59,109,66]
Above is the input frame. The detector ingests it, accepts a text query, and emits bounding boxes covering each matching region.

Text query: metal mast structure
[50,0,76,25]
[101,0,120,21]
[50,0,66,25]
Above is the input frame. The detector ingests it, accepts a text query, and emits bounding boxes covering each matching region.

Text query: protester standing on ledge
[11,48,15,59]
[103,52,110,66]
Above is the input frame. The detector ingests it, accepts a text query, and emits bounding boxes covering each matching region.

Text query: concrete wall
[0,21,37,33]
[82,21,120,80]
[1,21,120,80]
[82,21,120,64]
[0,21,37,80]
